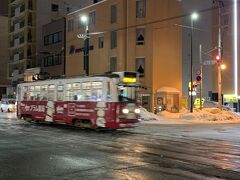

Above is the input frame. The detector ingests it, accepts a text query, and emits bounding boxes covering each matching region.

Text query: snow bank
[140,107,160,121]
[159,108,240,122]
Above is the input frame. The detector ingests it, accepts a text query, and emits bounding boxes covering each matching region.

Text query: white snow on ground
[139,107,186,124]
[140,107,240,124]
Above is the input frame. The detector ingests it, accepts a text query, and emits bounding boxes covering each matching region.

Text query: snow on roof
[157,86,180,93]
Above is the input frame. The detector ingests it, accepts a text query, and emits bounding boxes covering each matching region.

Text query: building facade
[0,16,11,98]
[66,0,183,111]
[41,18,66,78]
[8,0,94,91]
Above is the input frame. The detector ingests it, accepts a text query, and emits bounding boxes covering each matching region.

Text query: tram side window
[65,83,73,101]
[82,82,91,100]
[57,85,64,101]
[23,86,30,100]
[29,86,35,100]
[35,86,41,100]
[48,84,55,101]
[92,81,103,101]
[73,83,81,100]
[40,85,48,101]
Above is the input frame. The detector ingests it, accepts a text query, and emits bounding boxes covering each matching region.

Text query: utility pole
[199,44,203,110]
[190,19,194,113]
[84,27,89,76]
[217,1,223,110]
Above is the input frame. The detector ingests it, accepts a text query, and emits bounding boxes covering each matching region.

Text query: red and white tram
[16,72,141,129]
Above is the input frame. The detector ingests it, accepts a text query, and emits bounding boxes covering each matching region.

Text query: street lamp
[221,64,226,70]
[78,15,90,76]
[190,12,199,113]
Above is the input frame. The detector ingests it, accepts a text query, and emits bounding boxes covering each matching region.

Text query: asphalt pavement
[0,112,240,180]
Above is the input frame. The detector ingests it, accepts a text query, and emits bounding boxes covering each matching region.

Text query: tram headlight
[122,108,129,114]
[134,108,140,114]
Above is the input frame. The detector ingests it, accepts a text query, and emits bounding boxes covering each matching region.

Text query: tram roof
[17,75,114,87]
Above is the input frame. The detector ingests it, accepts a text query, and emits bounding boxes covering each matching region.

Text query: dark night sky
[0,0,8,16]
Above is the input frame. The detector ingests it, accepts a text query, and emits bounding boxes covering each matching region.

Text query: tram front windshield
[118,86,137,102]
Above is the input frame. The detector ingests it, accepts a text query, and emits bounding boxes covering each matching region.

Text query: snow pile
[159,108,240,122]
[140,107,160,121]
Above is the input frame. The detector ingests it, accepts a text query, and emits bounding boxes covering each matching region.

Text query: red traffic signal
[215,55,221,61]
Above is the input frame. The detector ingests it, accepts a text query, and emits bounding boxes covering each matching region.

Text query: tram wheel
[73,119,93,129]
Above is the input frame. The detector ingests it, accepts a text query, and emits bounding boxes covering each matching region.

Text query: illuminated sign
[122,77,137,83]
[224,95,238,103]
[194,98,205,108]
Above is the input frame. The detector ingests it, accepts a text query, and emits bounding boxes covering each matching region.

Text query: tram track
[1,118,240,179]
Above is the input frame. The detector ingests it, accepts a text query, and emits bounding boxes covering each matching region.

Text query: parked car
[0,99,16,112]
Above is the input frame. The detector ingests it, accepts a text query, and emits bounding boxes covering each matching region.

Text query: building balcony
[12,52,24,62]
[9,0,24,6]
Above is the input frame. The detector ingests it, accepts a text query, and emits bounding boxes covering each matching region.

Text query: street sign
[196,75,202,82]
[203,60,216,66]
[196,70,201,75]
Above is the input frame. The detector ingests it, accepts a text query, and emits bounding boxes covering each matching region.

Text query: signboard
[196,75,202,82]
[122,77,137,83]
[194,98,205,108]
[203,60,216,66]
[224,95,238,103]
[69,45,94,54]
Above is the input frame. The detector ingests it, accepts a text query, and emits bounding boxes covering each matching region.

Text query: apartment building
[8,0,93,89]
[0,16,11,98]
[66,0,183,111]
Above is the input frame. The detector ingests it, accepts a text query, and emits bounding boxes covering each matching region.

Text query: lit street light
[77,15,90,76]
[221,64,226,70]
[190,12,199,113]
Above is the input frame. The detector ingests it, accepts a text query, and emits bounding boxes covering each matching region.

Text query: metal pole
[218,2,222,110]
[199,44,203,110]
[84,26,89,76]
[190,19,193,113]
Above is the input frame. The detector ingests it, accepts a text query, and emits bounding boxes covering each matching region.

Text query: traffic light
[215,55,221,62]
